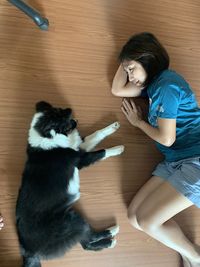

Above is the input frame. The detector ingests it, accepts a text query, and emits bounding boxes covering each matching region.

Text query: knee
[128,205,158,232]
[127,204,160,232]
[127,207,141,231]
[136,212,158,233]
[127,210,152,232]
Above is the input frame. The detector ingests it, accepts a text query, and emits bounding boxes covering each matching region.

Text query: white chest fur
[67,167,80,200]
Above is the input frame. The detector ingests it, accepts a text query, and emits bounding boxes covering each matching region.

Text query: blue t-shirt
[146,69,200,162]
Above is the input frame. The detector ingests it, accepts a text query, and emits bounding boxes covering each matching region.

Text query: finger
[121,100,128,113]
[123,99,132,113]
[121,105,127,114]
[121,106,128,117]
[130,99,137,112]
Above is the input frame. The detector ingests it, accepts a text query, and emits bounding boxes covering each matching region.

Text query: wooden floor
[1,0,200,266]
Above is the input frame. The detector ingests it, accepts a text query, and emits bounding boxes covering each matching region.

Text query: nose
[128,74,134,82]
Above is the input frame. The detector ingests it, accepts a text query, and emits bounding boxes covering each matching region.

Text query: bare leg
[80,122,120,152]
[129,180,200,266]
[128,175,164,230]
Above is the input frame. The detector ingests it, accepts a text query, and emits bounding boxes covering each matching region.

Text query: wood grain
[0,0,200,266]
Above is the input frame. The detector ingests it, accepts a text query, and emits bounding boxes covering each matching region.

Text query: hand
[121,98,143,127]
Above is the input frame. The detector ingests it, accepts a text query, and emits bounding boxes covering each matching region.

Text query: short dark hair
[119,32,169,86]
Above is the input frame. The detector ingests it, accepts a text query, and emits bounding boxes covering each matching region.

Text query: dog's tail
[22,256,41,267]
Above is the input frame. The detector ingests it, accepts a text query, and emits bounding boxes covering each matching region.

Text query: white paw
[102,122,120,136]
[108,225,120,237]
[109,239,117,248]
[111,121,120,130]
[104,145,125,159]
[112,145,125,155]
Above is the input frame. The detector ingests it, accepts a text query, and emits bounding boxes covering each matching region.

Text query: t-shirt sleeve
[157,83,181,119]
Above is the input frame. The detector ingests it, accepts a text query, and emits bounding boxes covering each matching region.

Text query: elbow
[111,86,120,97]
[161,137,176,147]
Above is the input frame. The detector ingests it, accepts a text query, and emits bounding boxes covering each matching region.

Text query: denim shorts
[152,157,200,208]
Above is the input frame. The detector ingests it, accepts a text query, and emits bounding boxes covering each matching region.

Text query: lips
[136,80,141,86]
[131,79,140,85]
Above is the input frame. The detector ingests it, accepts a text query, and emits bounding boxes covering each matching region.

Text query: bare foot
[0,215,4,230]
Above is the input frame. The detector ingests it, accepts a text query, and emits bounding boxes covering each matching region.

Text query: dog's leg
[78,150,106,169]
[80,225,120,251]
[22,255,41,267]
[89,225,120,243]
[79,122,120,152]
[65,211,119,252]
[61,210,119,252]
[78,146,124,169]
[103,145,124,160]
[81,238,116,251]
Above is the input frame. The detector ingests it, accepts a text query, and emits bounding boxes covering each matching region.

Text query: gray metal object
[8,0,49,30]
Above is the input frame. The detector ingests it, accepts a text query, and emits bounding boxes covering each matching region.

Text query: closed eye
[129,67,135,73]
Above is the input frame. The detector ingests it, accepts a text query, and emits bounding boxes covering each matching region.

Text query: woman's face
[122,60,147,87]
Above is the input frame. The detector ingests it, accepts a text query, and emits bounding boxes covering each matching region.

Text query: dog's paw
[107,225,120,237]
[104,145,125,159]
[111,145,125,155]
[102,122,120,136]
[108,239,117,248]
[111,121,120,130]
[116,145,124,154]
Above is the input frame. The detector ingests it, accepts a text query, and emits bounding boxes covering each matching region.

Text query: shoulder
[158,70,186,86]
[148,69,192,99]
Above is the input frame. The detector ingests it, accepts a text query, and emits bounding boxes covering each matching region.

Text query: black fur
[16,102,118,267]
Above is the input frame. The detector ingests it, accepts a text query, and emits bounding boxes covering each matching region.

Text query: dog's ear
[36,101,52,112]
[64,108,72,116]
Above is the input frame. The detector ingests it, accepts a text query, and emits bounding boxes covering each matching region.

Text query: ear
[64,108,72,116]
[36,101,52,112]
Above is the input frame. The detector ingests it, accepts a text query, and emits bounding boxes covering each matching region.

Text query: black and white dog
[16,101,124,267]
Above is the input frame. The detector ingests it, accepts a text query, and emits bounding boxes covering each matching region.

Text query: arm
[137,118,176,147]
[111,65,143,97]
[121,99,176,147]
